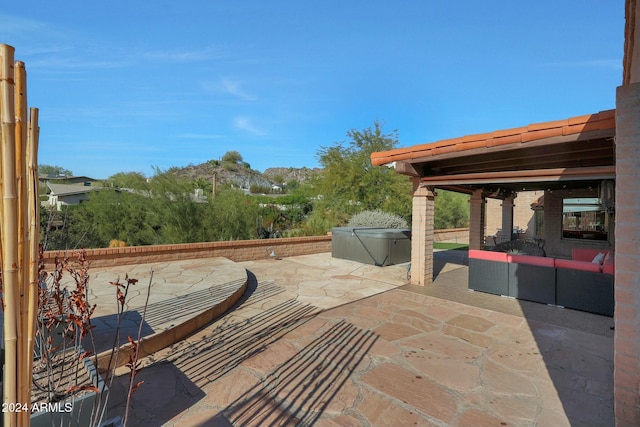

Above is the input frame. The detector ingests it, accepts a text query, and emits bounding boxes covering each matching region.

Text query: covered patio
[371,109,616,286]
[371,5,640,424]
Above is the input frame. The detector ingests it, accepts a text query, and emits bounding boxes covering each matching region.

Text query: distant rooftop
[46,182,102,196]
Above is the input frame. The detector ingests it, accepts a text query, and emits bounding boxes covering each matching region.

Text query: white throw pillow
[592,252,605,264]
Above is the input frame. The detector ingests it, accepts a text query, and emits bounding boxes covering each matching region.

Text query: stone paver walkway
[105,252,613,427]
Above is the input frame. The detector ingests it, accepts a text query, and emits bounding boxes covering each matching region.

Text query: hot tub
[331,227,411,266]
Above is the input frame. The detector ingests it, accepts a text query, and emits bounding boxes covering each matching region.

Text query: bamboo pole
[14,60,30,426]
[25,107,39,426]
[1,43,19,427]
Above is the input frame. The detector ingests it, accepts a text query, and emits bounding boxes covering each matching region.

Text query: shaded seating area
[369,9,640,421]
[556,249,615,316]
[468,248,614,316]
[371,110,616,318]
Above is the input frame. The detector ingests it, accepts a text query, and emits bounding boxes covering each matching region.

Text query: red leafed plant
[125,336,145,395]
[107,272,153,426]
[32,250,99,404]
[32,248,151,427]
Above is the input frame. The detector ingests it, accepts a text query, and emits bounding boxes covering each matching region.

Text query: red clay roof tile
[521,127,564,142]
[434,144,458,155]
[461,131,495,143]
[432,137,463,148]
[527,119,568,131]
[597,109,616,120]
[597,117,616,130]
[492,126,528,138]
[487,134,522,147]
[567,113,595,125]
[455,140,486,151]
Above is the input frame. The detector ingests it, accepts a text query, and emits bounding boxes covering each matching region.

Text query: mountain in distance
[170,160,321,190]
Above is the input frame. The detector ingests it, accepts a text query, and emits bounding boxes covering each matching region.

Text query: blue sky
[1,1,624,178]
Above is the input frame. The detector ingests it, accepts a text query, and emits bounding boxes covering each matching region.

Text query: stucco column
[469,189,486,250]
[614,82,640,427]
[411,183,435,286]
[502,194,516,241]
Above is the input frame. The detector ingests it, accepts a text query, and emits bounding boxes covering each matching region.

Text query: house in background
[46,182,101,210]
[39,174,100,187]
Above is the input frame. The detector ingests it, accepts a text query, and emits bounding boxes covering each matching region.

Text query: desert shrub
[434,189,470,229]
[347,209,408,229]
[250,184,272,194]
[109,239,127,247]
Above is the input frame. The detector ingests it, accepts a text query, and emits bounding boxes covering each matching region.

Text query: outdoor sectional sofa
[468,248,614,316]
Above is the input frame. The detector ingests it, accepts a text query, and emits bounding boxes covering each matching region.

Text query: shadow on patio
[106,272,378,426]
[219,320,377,426]
[405,250,614,426]
[106,252,614,426]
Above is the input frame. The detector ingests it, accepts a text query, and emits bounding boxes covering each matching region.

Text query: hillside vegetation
[41,122,469,250]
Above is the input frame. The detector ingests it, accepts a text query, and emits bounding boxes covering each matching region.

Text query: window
[562,197,608,241]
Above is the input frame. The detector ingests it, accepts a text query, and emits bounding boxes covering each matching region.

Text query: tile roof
[47,182,101,196]
[371,109,616,166]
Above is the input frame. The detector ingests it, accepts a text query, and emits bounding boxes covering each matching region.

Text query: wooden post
[212,170,217,198]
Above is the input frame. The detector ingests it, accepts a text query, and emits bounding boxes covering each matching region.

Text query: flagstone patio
[103,251,614,426]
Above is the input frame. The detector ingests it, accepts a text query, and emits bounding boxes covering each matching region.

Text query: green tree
[41,188,161,249]
[40,205,97,250]
[39,164,73,176]
[83,189,161,246]
[146,169,207,244]
[222,150,243,164]
[286,179,300,190]
[204,189,259,240]
[434,190,470,229]
[311,121,412,232]
[41,166,266,248]
[106,171,147,189]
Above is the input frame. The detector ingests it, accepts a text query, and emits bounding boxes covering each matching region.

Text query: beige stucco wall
[48,192,91,210]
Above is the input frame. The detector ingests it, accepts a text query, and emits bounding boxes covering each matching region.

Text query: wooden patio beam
[418,166,616,186]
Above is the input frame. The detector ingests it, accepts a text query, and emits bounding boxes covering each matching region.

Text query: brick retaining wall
[43,235,332,268]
